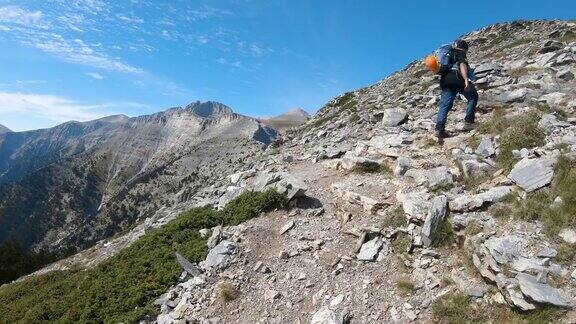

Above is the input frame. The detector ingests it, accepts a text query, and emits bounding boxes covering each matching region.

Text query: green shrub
[432,219,455,247]
[353,161,387,174]
[382,206,406,228]
[218,282,239,302]
[0,189,286,323]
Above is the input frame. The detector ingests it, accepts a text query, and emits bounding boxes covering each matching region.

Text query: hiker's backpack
[424,44,457,74]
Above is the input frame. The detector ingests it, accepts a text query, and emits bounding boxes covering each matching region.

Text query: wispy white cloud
[216,57,244,69]
[187,6,232,21]
[0,91,108,123]
[86,72,104,80]
[0,5,46,28]
[118,15,144,24]
[0,91,148,126]
[22,34,143,74]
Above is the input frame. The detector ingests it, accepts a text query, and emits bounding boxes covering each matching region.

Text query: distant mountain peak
[185,101,234,118]
[0,124,12,134]
[259,107,311,132]
[278,108,311,119]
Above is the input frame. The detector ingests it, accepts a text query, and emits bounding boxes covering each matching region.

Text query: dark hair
[455,39,469,51]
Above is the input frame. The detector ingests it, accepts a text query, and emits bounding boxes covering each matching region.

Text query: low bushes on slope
[0,189,287,323]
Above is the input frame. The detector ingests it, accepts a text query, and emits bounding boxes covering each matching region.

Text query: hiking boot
[436,129,449,139]
[463,121,476,131]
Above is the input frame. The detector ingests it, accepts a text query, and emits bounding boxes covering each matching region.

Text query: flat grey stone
[484,235,527,264]
[399,191,431,220]
[449,186,514,212]
[516,273,571,308]
[394,156,412,176]
[508,158,554,192]
[357,237,383,261]
[280,220,295,234]
[498,88,529,103]
[217,186,246,210]
[421,195,448,247]
[475,137,496,157]
[175,252,201,276]
[450,269,486,298]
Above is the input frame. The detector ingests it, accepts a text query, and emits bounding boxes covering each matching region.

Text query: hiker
[434,39,478,139]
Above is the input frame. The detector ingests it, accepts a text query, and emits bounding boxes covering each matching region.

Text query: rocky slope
[3,19,576,323]
[0,101,278,254]
[148,20,576,323]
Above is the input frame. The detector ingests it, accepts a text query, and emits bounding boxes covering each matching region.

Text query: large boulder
[426,166,454,190]
[381,108,408,127]
[311,307,342,324]
[397,191,431,221]
[508,158,554,192]
[200,240,237,270]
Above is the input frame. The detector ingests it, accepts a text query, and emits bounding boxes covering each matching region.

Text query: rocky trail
[6,19,576,324]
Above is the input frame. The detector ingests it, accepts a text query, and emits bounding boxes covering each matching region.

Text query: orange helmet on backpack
[424,54,440,73]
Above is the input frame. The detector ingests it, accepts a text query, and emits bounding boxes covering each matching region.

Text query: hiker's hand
[464,81,471,91]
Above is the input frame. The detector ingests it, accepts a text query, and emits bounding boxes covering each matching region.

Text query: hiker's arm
[460,62,470,89]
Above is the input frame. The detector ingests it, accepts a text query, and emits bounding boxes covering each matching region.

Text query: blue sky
[0,0,574,131]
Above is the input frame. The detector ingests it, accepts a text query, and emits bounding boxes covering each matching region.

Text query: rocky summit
[1,19,576,324]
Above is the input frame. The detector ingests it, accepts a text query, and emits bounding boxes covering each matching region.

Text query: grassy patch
[556,242,576,264]
[348,113,360,123]
[510,155,576,237]
[396,279,416,296]
[559,31,576,44]
[352,161,391,174]
[382,206,406,228]
[490,203,514,219]
[432,219,456,247]
[423,137,438,148]
[464,221,484,236]
[0,190,287,323]
[217,282,239,302]
[508,67,538,78]
[508,37,534,48]
[477,108,508,135]
[462,173,490,192]
[432,293,564,324]
[391,232,411,253]
[498,112,545,171]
